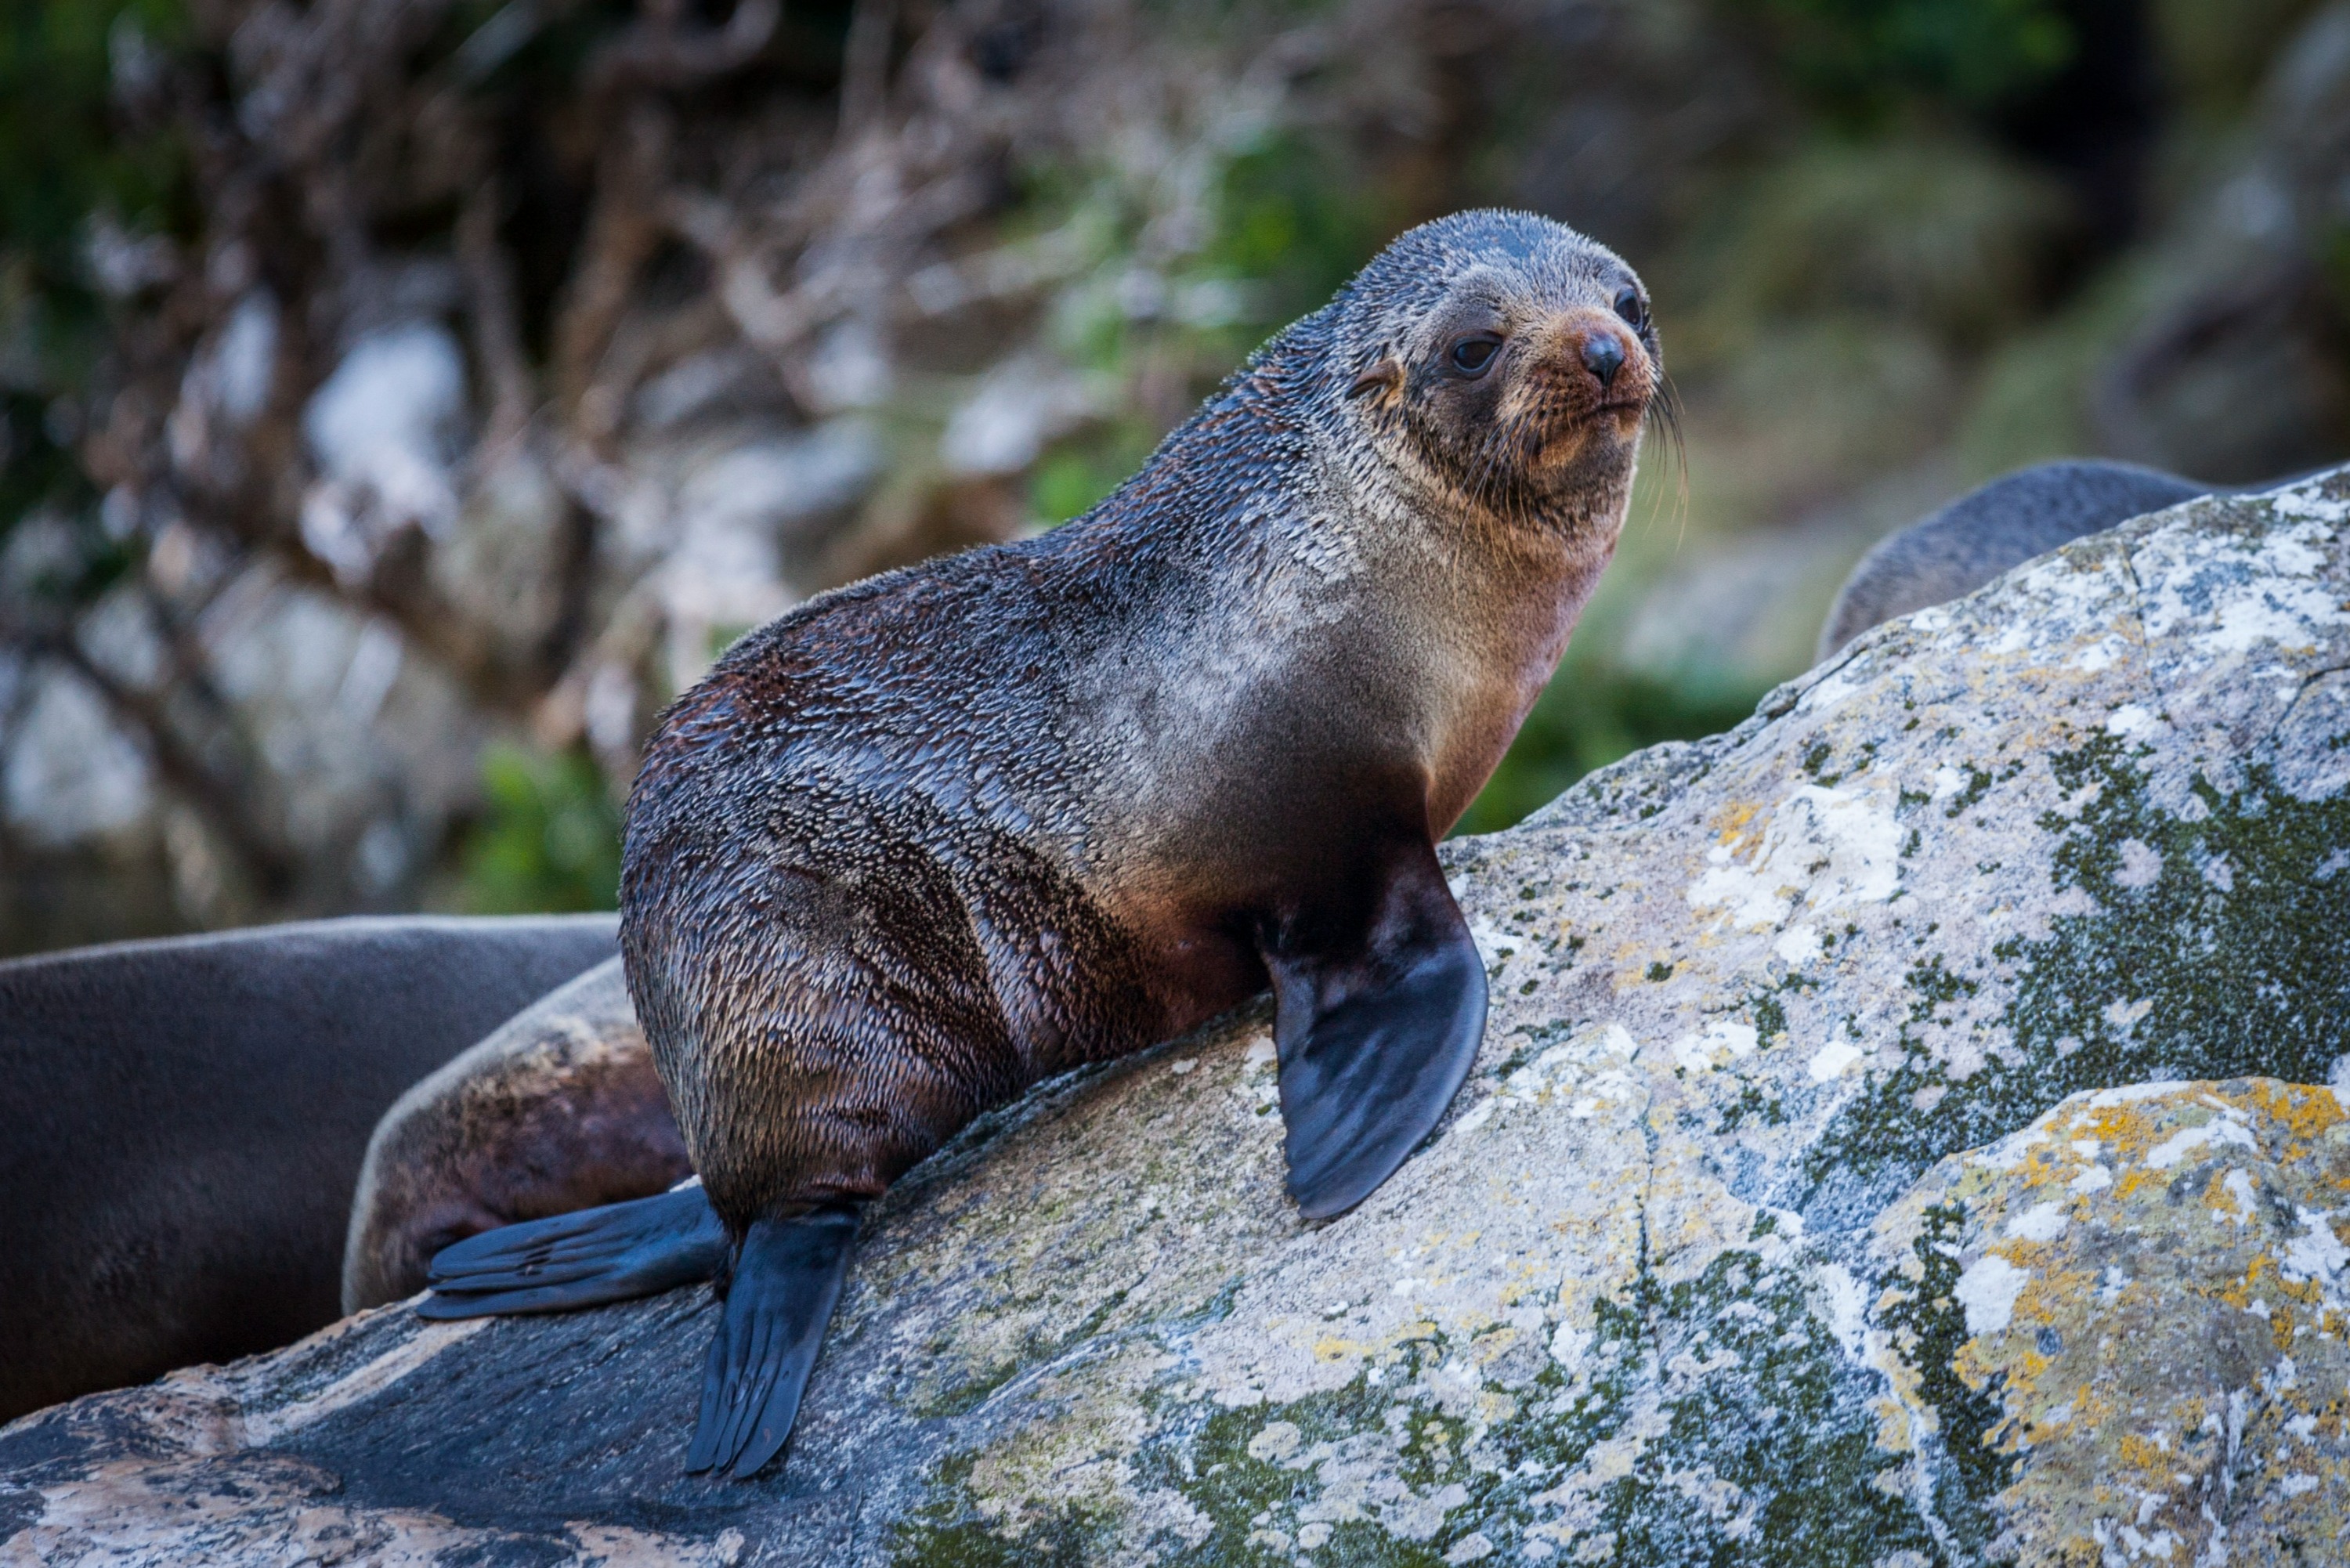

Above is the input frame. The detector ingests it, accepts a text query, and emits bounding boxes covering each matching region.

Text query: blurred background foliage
[461,744,621,913]
[1754,0,2077,122]
[0,0,2342,944]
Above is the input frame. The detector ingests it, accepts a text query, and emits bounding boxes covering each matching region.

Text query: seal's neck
[1257,362,1638,835]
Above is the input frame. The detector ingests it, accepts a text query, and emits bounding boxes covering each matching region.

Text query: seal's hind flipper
[1265,840,1488,1220]
[685,1205,859,1479]
[418,1187,727,1317]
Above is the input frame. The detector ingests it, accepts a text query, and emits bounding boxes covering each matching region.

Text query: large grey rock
[3,474,2347,1563]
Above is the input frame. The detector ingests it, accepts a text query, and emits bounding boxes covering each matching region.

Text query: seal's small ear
[1347,352,1402,403]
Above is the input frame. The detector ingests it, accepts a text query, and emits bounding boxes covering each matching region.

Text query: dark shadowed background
[0,0,2339,952]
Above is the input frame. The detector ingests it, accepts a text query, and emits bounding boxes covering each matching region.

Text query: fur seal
[343,956,690,1313]
[422,209,1662,1480]
[1815,459,2213,662]
[0,915,615,1422]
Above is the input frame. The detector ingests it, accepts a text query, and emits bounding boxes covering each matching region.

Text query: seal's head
[1323,209,1661,530]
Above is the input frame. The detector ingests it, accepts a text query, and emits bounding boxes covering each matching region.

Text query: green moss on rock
[1806,732,2350,1210]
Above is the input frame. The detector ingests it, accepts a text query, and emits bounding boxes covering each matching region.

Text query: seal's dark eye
[1449,335,1501,376]
[1614,286,1648,331]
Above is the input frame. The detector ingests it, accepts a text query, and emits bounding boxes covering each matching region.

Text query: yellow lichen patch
[2240,1075,2349,1151]
[1706,800,1762,843]
[1875,1080,2350,1564]
[1869,1393,1918,1455]
[2113,1430,2171,1472]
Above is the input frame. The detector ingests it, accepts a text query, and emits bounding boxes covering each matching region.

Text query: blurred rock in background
[0,0,2340,950]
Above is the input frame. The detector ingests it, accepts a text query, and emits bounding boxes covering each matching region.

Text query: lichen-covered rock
[1872,1078,2350,1566]
[3,475,2346,1564]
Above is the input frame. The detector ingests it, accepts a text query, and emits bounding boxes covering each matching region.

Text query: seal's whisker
[1640,372,1689,544]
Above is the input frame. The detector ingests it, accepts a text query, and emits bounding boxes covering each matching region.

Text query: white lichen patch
[1672,1021,1759,1073]
[1686,778,1903,931]
[1952,1254,2029,1335]
[2137,514,2347,656]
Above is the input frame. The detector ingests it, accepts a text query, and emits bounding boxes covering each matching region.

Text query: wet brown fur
[620,210,1661,1235]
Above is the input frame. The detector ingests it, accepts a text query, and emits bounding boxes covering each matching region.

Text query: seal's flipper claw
[1265,839,1488,1221]
[419,1187,727,1317]
[685,1205,859,1480]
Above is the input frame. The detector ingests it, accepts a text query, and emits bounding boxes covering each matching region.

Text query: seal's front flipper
[418,1186,726,1317]
[686,1205,859,1479]
[1265,840,1488,1220]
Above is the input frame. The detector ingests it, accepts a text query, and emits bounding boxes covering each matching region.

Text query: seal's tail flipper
[418,1186,728,1317]
[685,1205,860,1480]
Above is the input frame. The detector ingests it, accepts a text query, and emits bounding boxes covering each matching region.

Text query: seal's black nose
[1580,333,1625,389]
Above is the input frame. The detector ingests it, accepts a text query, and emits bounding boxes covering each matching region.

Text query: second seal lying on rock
[1814,459,2214,660]
[421,208,1662,1479]
[343,956,689,1316]
[1,914,615,1422]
